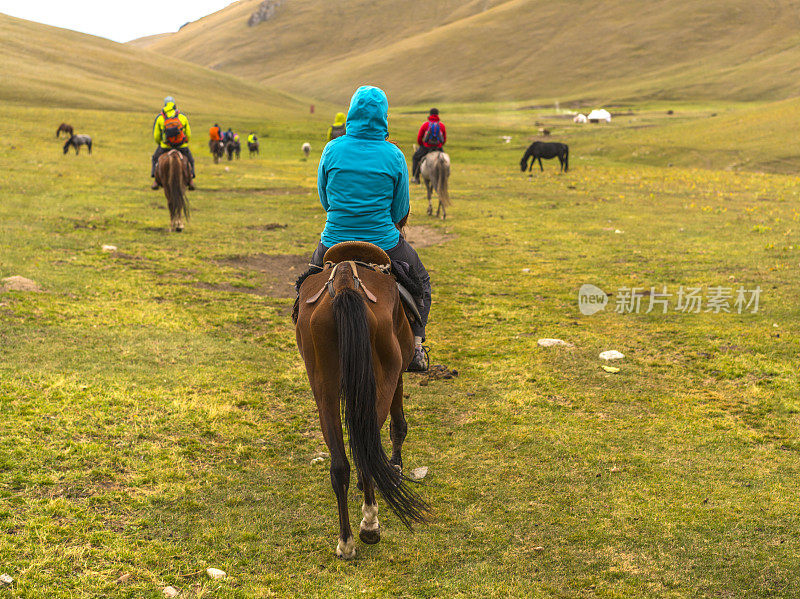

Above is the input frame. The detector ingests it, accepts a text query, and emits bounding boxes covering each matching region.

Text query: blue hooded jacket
[318,86,410,250]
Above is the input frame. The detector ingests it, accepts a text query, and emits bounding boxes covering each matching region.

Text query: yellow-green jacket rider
[151,96,195,189]
[326,112,346,143]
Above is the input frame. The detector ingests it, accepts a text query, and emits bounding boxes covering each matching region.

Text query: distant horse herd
[54,119,573,232]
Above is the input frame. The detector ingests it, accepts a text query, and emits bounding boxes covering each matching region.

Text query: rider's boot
[407,337,429,372]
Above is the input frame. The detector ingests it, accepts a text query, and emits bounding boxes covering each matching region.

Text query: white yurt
[573,113,588,123]
[587,109,611,123]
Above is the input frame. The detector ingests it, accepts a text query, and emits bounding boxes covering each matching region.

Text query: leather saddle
[304,241,422,323]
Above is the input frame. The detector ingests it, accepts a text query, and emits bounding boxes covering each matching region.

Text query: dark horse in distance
[225,139,241,161]
[520,141,569,173]
[295,241,429,559]
[56,123,73,138]
[209,139,224,164]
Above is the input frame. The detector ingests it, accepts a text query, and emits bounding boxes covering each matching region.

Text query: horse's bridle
[306,260,387,304]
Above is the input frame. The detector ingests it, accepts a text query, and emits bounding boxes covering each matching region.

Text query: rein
[305,260,390,305]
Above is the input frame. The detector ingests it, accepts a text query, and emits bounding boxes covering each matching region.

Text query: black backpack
[330,124,346,139]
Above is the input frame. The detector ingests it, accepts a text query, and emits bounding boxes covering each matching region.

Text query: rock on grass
[1,276,41,292]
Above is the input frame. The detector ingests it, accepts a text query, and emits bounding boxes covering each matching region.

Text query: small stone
[224,167,230,172]
[206,567,226,580]
[599,350,625,360]
[614,229,623,234]
[537,338,572,348]
[102,245,117,252]
[0,573,13,584]
[610,466,621,473]
[310,457,325,465]
[116,573,131,584]
[521,268,530,273]
[1,276,41,292]
[163,586,179,598]
[533,546,545,552]
[410,466,428,481]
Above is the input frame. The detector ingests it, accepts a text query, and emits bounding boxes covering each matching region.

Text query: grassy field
[136,0,800,105]
[1,98,800,598]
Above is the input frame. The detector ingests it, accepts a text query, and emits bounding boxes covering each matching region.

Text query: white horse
[302,142,311,158]
[420,151,451,219]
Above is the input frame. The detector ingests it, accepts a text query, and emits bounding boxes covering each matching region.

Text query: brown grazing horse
[295,241,429,559]
[154,150,190,232]
[56,123,73,138]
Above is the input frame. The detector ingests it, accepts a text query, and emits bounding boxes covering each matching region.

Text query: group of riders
[148,88,447,371]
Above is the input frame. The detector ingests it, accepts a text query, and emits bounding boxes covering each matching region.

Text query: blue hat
[164,96,175,106]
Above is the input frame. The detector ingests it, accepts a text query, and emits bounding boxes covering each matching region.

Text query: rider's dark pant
[411,145,442,179]
[310,236,431,340]
[151,146,195,178]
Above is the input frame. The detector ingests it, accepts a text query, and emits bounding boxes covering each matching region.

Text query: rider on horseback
[326,112,347,143]
[209,123,222,141]
[310,85,432,371]
[411,108,446,184]
[151,96,195,190]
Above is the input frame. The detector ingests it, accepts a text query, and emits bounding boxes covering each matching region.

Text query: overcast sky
[0,0,235,43]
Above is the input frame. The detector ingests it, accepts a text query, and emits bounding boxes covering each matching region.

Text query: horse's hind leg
[389,377,408,473]
[359,477,380,545]
[319,398,355,559]
[426,181,433,216]
[538,157,543,171]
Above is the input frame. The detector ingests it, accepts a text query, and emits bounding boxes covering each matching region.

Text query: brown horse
[295,241,429,559]
[56,123,73,138]
[154,150,190,232]
[209,139,224,164]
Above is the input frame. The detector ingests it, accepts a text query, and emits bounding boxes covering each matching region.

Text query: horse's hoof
[336,536,356,560]
[175,227,183,233]
[359,527,380,545]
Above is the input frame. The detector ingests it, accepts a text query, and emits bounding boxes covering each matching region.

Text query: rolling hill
[134,0,800,105]
[0,12,308,115]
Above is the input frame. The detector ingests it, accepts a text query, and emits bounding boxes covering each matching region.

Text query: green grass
[1,99,800,598]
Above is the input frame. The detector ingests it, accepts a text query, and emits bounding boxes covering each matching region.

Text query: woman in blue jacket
[310,85,431,371]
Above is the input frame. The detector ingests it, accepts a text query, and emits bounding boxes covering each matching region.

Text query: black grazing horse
[520,141,569,173]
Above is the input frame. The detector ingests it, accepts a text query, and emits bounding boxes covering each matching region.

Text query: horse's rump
[157,150,190,227]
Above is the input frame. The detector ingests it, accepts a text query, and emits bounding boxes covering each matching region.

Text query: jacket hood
[162,101,177,116]
[345,86,388,140]
[333,112,346,126]
[427,114,440,122]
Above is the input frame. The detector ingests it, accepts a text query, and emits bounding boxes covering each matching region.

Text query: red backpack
[162,111,187,146]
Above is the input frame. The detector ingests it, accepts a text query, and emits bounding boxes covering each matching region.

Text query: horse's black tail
[332,286,429,529]
[167,154,189,222]
[563,145,569,172]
